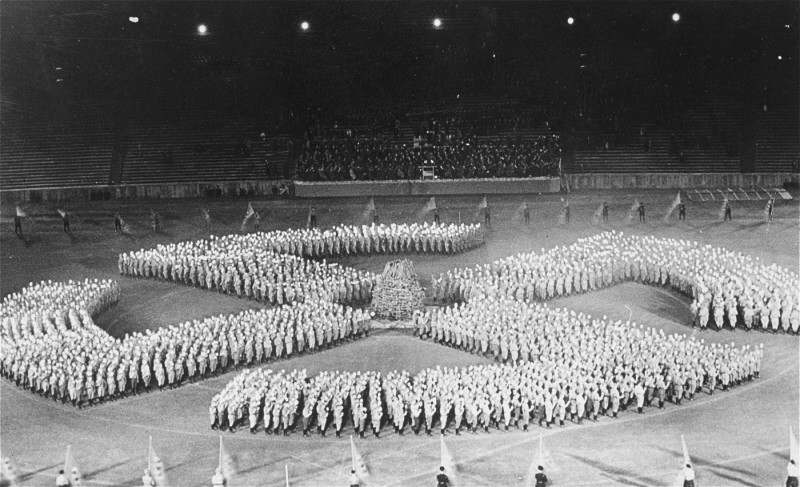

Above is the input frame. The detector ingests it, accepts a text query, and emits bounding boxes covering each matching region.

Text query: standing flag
[241,203,255,231]
[791,426,799,463]
[57,209,67,218]
[367,197,376,212]
[15,206,27,218]
[627,198,640,224]
[148,436,168,487]
[478,196,488,210]
[718,198,728,220]
[592,202,604,223]
[64,445,82,486]
[663,191,682,222]
[672,435,693,487]
[440,434,457,486]
[219,436,236,484]
[350,435,370,479]
[306,207,312,230]
[539,433,544,471]
[424,197,437,212]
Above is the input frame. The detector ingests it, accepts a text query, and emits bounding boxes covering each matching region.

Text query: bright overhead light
[300,21,309,31]
[128,16,139,24]
[778,55,782,60]
[433,18,442,28]
[197,24,208,35]
[672,12,680,22]
[567,17,574,25]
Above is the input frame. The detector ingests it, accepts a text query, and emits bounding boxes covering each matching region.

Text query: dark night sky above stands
[1,1,798,120]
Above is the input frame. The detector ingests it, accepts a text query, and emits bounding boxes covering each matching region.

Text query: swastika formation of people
[433,231,799,334]
[212,297,761,437]
[0,278,370,408]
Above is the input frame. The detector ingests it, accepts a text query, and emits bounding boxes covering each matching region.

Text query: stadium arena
[1,2,799,486]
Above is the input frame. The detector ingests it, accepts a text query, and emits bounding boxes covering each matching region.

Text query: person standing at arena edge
[14,214,22,237]
[638,202,646,223]
[349,469,360,487]
[563,200,570,224]
[56,469,70,487]
[436,466,450,487]
[114,213,122,233]
[602,201,609,223]
[434,208,441,225]
[141,468,154,487]
[535,465,548,487]
[484,205,491,228]
[211,467,225,487]
[683,463,695,487]
[787,459,799,487]
[523,203,531,225]
[678,201,686,221]
[62,211,71,234]
[724,199,732,221]
[310,207,317,229]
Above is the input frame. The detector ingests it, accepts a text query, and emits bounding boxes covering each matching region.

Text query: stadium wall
[0,180,290,204]
[566,172,798,190]
[293,178,561,198]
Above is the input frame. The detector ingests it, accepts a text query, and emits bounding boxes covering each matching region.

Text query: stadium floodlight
[778,55,782,60]
[197,24,208,35]
[301,21,310,31]
[433,18,442,28]
[129,16,139,23]
[567,16,574,25]
[672,12,680,22]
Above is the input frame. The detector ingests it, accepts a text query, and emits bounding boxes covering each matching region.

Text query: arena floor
[1,189,798,486]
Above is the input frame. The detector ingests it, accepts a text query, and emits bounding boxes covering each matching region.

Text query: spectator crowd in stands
[297,136,560,181]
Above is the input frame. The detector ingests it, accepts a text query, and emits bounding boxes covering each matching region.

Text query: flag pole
[65,445,71,472]
[219,436,223,472]
[538,433,543,469]
[285,464,290,487]
[350,435,356,473]
[148,437,152,471]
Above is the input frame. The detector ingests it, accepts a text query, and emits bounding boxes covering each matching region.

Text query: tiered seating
[121,117,283,184]
[754,107,800,172]
[0,120,115,190]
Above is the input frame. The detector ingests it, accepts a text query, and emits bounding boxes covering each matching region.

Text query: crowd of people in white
[432,231,799,334]
[213,297,761,437]
[1,279,370,407]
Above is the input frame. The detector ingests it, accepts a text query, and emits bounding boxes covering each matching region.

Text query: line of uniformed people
[433,230,799,334]
[213,296,760,437]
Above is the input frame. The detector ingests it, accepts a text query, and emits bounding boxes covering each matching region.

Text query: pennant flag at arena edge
[15,206,27,218]
[791,426,799,463]
[663,192,682,221]
[245,202,255,218]
[63,445,82,484]
[367,197,376,212]
[424,196,437,212]
[681,435,692,466]
[57,209,67,218]
[148,436,168,487]
[219,436,237,483]
[670,435,693,487]
[478,196,488,209]
[440,434,457,486]
[350,435,370,478]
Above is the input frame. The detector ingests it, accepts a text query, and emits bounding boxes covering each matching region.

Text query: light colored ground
[1,190,798,486]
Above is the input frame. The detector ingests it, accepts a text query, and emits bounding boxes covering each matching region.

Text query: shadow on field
[564,453,659,487]
[18,462,61,482]
[654,445,763,486]
[83,458,135,479]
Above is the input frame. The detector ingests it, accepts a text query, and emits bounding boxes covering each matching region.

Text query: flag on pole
[440,434,457,486]
[219,436,236,484]
[424,197,437,212]
[671,435,693,487]
[15,206,26,218]
[64,445,82,486]
[478,196,488,209]
[790,426,799,463]
[592,202,604,223]
[627,198,640,223]
[367,197,376,212]
[663,191,682,222]
[148,436,168,487]
[718,198,728,220]
[241,203,255,231]
[57,209,67,218]
[285,464,290,487]
[350,435,370,479]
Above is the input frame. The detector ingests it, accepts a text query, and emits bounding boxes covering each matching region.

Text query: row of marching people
[120,243,377,308]
[212,297,761,437]
[0,278,371,407]
[432,230,799,334]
